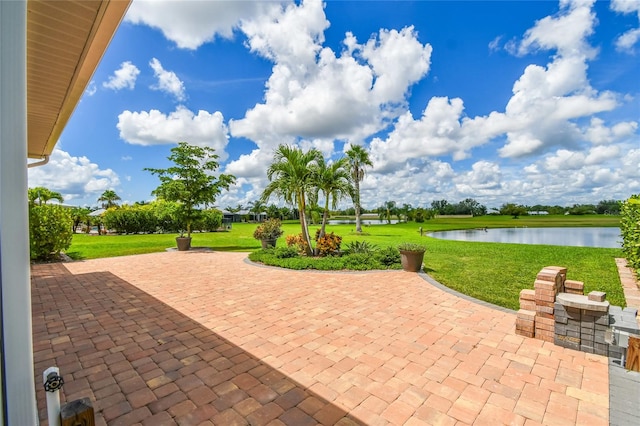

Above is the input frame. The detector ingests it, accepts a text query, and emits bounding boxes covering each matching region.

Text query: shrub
[273,246,299,259]
[375,246,401,266]
[621,195,640,273]
[195,209,223,232]
[253,218,284,240]
[398,242,427,252]
[315,230,342,256]
[286,233,309,254]
[103,206,157,234]
[29,204,73,260]
[344,240,377,254]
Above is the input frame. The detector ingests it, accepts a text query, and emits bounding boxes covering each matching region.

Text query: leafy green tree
[596,199,621,215]
[247,200,267,221]
[28,186,63,206]
[312,157,351,238]
[266,204,281,219]
[279,206,293,220]
[98,189,121,208]
[378,201,398,224]
[261,144,322,256]
[144,142,236,239]
[399,203,413,221]
[499,203,528,218]
[70,207,91,233]
[346,145,373,233]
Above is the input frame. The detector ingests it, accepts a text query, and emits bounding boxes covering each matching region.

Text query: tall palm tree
[261,144,322,256]
[247,200,267,221]
[346,145,373,233]
[28,186,63,205]
[312,157,351,238]
[98,189,121,208]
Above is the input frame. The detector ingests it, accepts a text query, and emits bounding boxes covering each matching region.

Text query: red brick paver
[32,251,609,425]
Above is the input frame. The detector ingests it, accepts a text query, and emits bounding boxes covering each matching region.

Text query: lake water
[429,227,621,248]
[328,219,399,225]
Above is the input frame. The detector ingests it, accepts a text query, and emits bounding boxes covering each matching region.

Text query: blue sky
[28,0,639,211]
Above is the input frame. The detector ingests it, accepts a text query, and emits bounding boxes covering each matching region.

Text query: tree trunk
[354,179,362,233]
[319,198,329,239]
[298,195,313,256]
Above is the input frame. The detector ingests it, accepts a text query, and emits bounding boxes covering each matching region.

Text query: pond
[429,227,621,248]
[328,219,400,225]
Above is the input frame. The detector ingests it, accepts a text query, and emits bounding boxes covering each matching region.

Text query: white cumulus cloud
[28,149,120,201]
[117,106,229,159]
[149,58,186,101]
[230,0,432,150]
[611,0,640,53]
[103,61,140,90]
[125,0,286,50]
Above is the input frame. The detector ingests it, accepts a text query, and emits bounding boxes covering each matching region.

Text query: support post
[0,0,38,424]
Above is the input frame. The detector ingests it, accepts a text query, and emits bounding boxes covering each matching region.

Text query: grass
[66,215,626,310]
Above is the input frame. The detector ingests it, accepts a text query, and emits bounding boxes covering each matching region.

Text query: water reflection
[328,219,399,225]
[429,227,621,248]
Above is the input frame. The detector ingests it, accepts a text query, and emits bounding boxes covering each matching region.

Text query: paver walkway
[32,251,610,425]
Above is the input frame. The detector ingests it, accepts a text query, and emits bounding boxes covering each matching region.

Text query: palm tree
[346,145,373,233]
[98,190,121,208]
[312,157,351,238]
[247,200,267,221]
[261,144,322,256]
[28,186,63,205]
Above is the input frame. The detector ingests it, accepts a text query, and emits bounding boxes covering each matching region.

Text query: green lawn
[66,215,625,310]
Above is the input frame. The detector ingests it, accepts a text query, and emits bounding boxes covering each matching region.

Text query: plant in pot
[253,218,284,249]
[145,142,236,251]
[397,242,427,272]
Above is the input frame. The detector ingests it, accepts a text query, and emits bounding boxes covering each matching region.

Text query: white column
[0,0,38,424]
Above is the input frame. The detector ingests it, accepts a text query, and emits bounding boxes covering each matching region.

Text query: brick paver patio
[32,251,609,425]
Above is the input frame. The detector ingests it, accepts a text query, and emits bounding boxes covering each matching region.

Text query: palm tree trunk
[298,194,313,256]
[319,197,330,239]
[354,179,363,233]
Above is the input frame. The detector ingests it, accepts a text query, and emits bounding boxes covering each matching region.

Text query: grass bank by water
[66,215,624,310]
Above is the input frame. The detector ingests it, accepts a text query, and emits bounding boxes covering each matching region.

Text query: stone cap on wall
[556,292,610,312]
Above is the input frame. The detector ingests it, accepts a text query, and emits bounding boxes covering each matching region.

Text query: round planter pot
[261,238,277,249]
[176,236,192,251]
[400,250,425,272]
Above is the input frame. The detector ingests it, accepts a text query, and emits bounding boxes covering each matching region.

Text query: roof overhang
[27,0,131,159]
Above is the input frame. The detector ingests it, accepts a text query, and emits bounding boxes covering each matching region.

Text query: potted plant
[397,242,426,272]
[253,218,284,249]
[145,142,235,251]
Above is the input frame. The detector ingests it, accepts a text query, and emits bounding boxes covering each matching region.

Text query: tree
[70,207,91,233]
[431,199,451,215]
[261,144,322,256]
[499,203,528,218]
[378,200,398,224]
[596,199,621,215]
[98,190,121,208]
[247,200,267,221]
[28,186,63,206]
[144,142,236,240]
[225,204,243,214]
[312,157,351,238]
[345,145,373,233]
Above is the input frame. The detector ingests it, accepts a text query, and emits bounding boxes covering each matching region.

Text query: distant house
[529,211,549,215]
[221,210,267,223]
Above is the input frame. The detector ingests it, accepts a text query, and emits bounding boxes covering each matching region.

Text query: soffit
[27,0,131,159]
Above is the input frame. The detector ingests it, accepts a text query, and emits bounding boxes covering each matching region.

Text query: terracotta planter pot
[176,236,192,251]
[400,250,425,272]
[261,238,277,249]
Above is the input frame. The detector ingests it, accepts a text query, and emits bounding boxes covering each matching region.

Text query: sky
[28,0,640,211]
